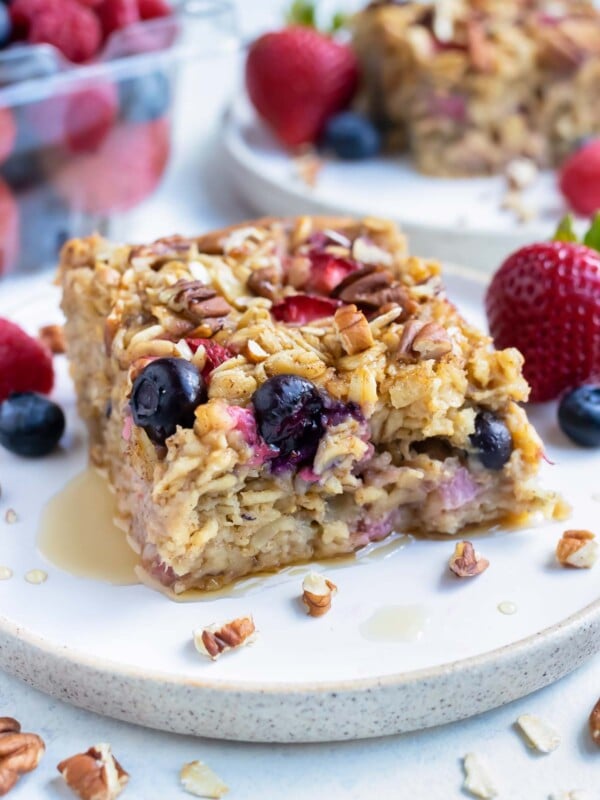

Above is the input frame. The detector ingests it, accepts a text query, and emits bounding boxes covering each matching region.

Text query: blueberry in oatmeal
[130,358,206,445]
[470,411,513,470]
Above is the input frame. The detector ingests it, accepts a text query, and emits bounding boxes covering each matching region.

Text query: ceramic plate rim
[222,102,560,243]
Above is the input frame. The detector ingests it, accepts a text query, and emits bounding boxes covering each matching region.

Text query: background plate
[0,271,599,743]
[222,98,579,273]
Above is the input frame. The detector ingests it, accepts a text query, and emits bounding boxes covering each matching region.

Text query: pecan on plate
[0,717,45,796]
[449,541,489,578]
[556,530,598,568]
[38,324,66,354]
[57,743,129,800]
[193,616,256,661]
[247,265,281,300]
[589,697,600,748]
[302,572,337,617]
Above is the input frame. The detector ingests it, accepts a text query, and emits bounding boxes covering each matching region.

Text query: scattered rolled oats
[180,760,229,798]
[193,616,256,660]
[556,530,598,568]
[589,697,600,747]
[244,340,269,364]
[302,572,337,618]
[449,541,489,578]
[462,753,498,799]
[0,566,13,581]
[24,569,48,585]
[505,157,538,191]
[57,743,128,800]
[4,509,17,524]
[516,713,561,753]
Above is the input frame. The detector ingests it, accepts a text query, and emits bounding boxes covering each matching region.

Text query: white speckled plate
[222,98,584,273]
[0,270,599,743]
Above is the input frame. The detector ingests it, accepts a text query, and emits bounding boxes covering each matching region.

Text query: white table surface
[2,2,599,797]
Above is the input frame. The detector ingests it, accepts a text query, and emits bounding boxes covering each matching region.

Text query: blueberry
[0,393,65,457]
[470,411,512,470]
[558,385,600,447]
[118,71,171,124]
[252,374,325,470]
[0,5,11,48]
[321,111,381,161]
[130,358,206,445]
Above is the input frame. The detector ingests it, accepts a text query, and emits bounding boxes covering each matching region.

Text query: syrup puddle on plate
[38,467,139,586]
[38,467,412,599]
[359,605,430,643]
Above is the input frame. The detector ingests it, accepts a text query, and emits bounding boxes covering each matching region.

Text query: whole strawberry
[486,218,600,402]
[246,26,359,148]
[560,139,600,218]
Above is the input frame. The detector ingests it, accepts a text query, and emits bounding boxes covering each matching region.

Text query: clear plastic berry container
[0,0,238,278]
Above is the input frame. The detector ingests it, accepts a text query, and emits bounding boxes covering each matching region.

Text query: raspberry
[64,83,118,153]
[0,180,19,276]
[27,0,102,63]
[53,118,170,214]
[0,318,54,402]
[138,0,171,19]
[0,108,16,166]
[96,0,140,37]
[560,140,600,218]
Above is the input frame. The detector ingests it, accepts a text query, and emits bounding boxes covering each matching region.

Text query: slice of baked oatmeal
[59,217,561,592]
[352,0,600,176]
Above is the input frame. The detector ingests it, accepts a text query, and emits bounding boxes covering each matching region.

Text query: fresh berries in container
[0,0,238,276]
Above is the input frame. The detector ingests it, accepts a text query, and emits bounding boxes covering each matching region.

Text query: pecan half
[334,304,374,355]
[449,541,489,578]
[247,265,281,300]
[129,236,192,268]
[556,530,598,568]
[411,321,452,359]
[333,267,416,317]
[167,280,232,323]
[194,616,256,661]
[302,573,337,617]
[0,717,45,796]
[589,698,600,747]
[57,744,129,800]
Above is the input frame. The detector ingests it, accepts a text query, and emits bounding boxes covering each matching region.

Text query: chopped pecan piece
[411,322,452,359]
[449,541,489,578]
[334,304,374,355]
[247,265,281,300]
[57,743,128,800]
[302,572,337,617]
[556,530,598,568]
[193,616,256,660]
[0,717,45,796]
[38,324,65,354]
[168,281,232,322]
